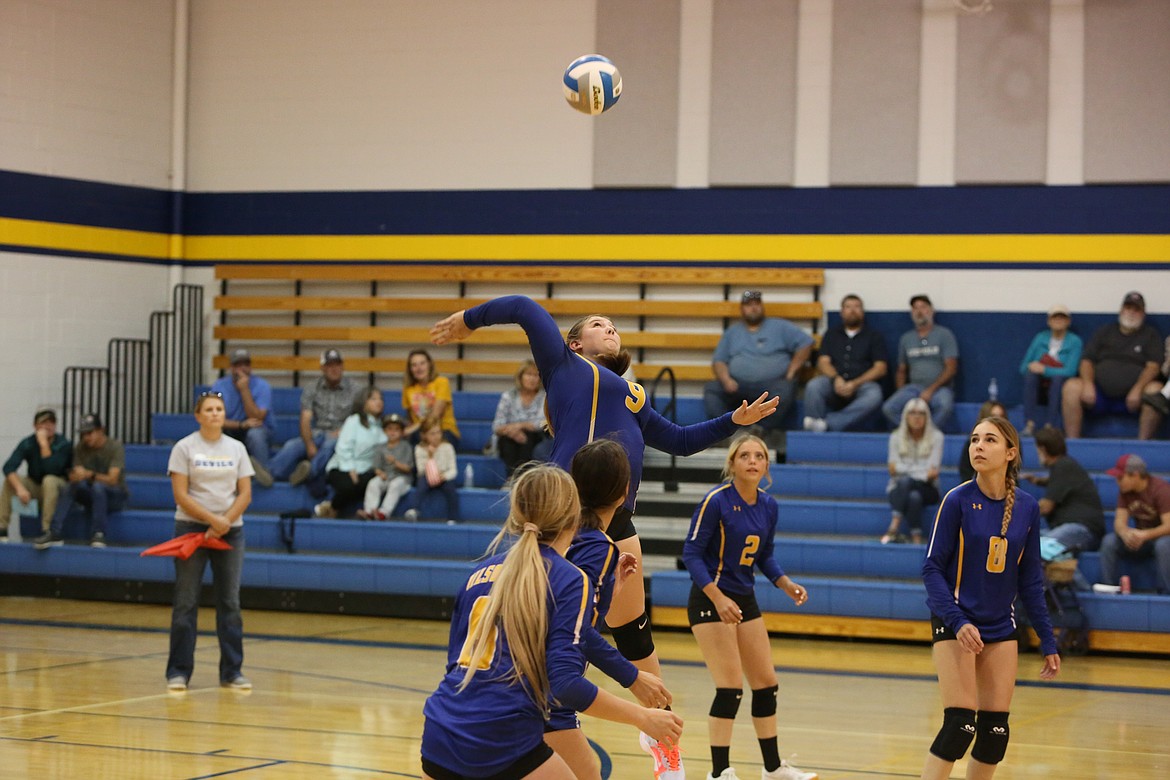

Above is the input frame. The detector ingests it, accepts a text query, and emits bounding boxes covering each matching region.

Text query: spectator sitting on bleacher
[403,421,460,522]
[34,413,127,549]
[882,398,943,545]
[802,293,888,432]
[492,359,550,477]
[315,387,386,519]
[403,349,461,449]
[1062,291,1164,440]
[881,294,959,431]
[1097,454,1170,593]
[359,414,414,520]
[957,400,1006,483]
[210,349,275,488]
[1139,335,1170,418]
[1,408,71,542]
[1019,304,1082,436]
[704,290,813,448]
[267,348,358,492]
[1024,427,1105,555]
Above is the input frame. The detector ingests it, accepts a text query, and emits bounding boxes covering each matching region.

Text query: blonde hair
[458,465,581,713]
[721,434,772,488]
[513,359,540,390]
[976,415,1021,536]
[894,398,939,460]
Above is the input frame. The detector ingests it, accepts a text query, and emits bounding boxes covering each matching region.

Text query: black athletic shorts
[422,741,554,780]
[930,614,1018,645]
[688,584,762,626]
[607,506,637,542]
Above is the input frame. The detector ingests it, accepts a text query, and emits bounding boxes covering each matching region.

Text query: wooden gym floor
[0,597,1167,779]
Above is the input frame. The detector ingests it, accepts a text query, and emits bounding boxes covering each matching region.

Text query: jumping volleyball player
[432,296,778,778]
[682,434,816,780]
[420,465,682,779]
[920,416,1060,780]
[545,439,674,778]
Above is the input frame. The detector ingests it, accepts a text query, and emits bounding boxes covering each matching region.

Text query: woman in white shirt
[882,397,944,545]
[318,387,387,518]
[166,391,254,692]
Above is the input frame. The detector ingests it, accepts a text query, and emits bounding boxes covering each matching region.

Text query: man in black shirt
[1026,427,1106,553]
[1061,291,1164,439]
[802,294,888,432]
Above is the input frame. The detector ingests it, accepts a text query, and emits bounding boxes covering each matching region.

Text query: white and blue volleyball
[562,54,622,115]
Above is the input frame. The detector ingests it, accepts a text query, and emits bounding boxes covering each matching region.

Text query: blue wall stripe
[0,169,174,233]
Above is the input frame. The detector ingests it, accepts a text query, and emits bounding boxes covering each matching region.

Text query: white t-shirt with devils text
[168,432,254,526]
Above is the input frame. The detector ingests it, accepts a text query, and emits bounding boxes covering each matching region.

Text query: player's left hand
[430,311,473,345]
[731,392,779,425]
[612,552,639,595]
[1040,653,1061,680]
[779,576,809,606]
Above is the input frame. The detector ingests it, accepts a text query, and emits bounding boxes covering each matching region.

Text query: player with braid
[920,416,1061,780]
[420,465,681,779]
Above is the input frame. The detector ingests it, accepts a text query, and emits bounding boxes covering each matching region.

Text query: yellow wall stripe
[0,217,173,260]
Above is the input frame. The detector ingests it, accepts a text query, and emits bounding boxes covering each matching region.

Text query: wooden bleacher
[212,264,824,382]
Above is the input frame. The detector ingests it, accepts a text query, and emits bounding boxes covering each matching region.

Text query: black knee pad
[750,685,778,718]
[971,710,1010,765]
[709,687,742,719]
[929,707,976,761]
[610,612,655,661]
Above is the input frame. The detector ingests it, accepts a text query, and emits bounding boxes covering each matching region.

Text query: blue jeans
[405,475,461,521]
[1098,532,1170,592]
[703,378,795,432]
[225,425,274,469]
[166,521,246,683]
[1042,522,1100,553]
[803,376,884,431]
[1022,373,1066,430]
[268,432,337,482]
[48,481,127,536]
[887,477,940,534]
[882,385,954,430]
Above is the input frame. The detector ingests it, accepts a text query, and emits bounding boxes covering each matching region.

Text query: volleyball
[562,54,622,115]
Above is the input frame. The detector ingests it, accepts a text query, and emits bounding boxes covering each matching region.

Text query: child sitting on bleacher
[358,414,415,520]
[403,422,460,523]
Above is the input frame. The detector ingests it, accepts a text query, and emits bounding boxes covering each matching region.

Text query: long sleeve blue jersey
[421,547,597,776]
[683,483,786,596]
[922,481,1058,656]
[463,296,738,512]
[567,528,638,688]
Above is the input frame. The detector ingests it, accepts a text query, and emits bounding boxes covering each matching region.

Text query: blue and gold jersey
[464,296,737,513]
[682,483,786,596]
[923,481,1057,656]
[421,546,597,776]
[566,528,638,688]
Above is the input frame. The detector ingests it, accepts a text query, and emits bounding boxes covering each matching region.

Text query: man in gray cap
[1097,454,1170,593]
[210,348,275,487]
[1062,291,1164,439]
[268,348,358,492]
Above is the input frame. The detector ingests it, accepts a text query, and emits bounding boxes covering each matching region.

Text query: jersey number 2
[985,537,1008,574]
[624,382,646,413]
[740,534,760,567]
[456,595,498,670]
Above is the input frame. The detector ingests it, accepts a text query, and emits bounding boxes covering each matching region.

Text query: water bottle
[463,463,475,489]
[987,377,998,401]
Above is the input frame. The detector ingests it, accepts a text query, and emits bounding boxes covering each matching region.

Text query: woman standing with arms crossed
[920,416,1060,780]
[432,296,777,777]
[420,464,682,779]
[683,434,816,780]
[165,391,254,692]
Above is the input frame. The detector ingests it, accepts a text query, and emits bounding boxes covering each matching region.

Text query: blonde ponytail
[458,465,580,713]
[1000,472,1016,537]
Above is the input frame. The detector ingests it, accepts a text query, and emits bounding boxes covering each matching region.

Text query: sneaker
[355,509,372,520]
[314,501,337,519]
[762,761,818,780]
[639,732,684,779]
[289,460,312,486]
[403,508,419,522]
[708,769,739,780]
[802,416,828,433]
[1092,583,1122,594]
[221,675,252,690]
[1141,392,1170,416]
[33,532,64,550]
[167,676,188,692]
[250,458,274,488]
[373,510,387,521]
[90,532,107,548]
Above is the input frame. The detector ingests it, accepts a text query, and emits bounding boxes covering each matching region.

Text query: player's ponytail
[982,416,1021,536]
[459,465,580,711]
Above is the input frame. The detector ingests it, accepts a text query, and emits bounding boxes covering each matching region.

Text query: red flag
[141,531,232,560]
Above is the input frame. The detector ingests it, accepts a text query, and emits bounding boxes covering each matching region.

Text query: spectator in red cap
[1097,454,1170,593]
[1061,292,1164,439]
